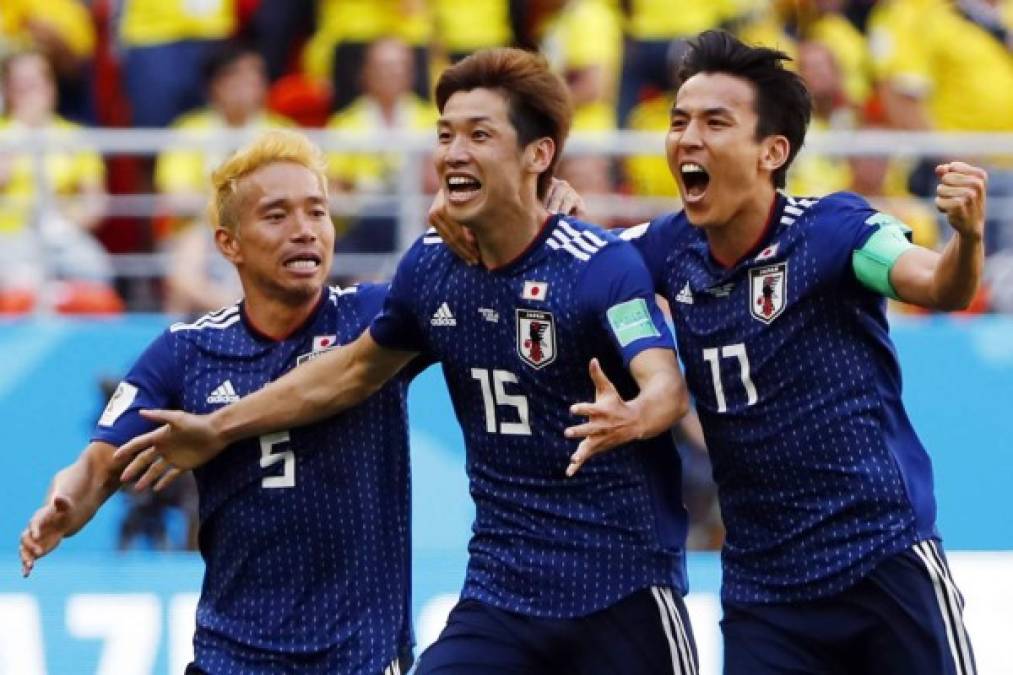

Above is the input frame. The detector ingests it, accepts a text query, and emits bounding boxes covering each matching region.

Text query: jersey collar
[486,213,560,275]
[708,193,786,272]
[240,287,329,343]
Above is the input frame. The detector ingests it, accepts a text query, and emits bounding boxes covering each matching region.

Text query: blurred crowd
[4,0,1008,554]
[0,0,1011,318]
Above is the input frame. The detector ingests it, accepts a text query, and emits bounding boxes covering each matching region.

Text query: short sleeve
[369,243,428,353]
[577,241,676,368]
[91,330,181,447]
[352,282,391,322]
[617,215,675,290]
[806,192,884,283]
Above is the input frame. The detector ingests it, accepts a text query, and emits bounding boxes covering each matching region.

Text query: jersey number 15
[471,368,532,435]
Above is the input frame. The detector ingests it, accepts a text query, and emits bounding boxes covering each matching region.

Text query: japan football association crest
[516,308,556,369]
[749,262,788,324]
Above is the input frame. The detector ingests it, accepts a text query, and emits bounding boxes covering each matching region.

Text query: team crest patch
[749,262,788,324]
[516,308,556,369]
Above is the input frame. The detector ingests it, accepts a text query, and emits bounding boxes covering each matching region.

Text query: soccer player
[19,130,418,675]
[116,49,699,675]
[610,31,983,674]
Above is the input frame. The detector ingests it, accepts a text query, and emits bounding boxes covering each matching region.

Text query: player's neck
[472,198,551,270]
[243,286,323,341]
[705,186,778,268]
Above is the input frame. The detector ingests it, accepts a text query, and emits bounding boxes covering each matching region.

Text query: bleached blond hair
[209,129,329,233]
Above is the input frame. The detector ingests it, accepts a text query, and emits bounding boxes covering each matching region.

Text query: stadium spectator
[246,0,315,82]
[616,0,733,125]
[0,0,96,122]
[541,0,623,133]
[623,40,685,198]
[21,130,418,674]
[788,39,855,196]
[154,43,292,230]
[790,0,872,108]
[302,0,432,112]
[792,39,942,269]
[163,222,243,315]
[326,37,438,252]
[431,0,513,63]
[868,0,1013,254]
[0,50,118,314]
[118,0,236,128]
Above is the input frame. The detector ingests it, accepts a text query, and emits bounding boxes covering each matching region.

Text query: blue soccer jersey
[93,285,415,674]
[623,192,939,604]
[370,215,688,618]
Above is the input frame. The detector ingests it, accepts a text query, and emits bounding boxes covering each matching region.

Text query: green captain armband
[851,213,914,300]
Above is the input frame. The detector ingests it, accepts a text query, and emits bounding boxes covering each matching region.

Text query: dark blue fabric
[371,216,688,618]
[721,540,976,675]
[623,192,940,604]
[96,285,414,674]
[416,587,697,675]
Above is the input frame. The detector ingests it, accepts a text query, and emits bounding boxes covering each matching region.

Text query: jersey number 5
[471,368,531,435]
[260,430,295,488]
[702,343,758,413]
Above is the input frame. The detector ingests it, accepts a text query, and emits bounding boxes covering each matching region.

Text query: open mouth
[680,162,710,201]
[283,253,322,272]
[446,174,482,203]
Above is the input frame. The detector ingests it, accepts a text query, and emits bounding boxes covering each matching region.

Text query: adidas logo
[207,380,240,404]
[675,282,694,305]
[430,302,457,327]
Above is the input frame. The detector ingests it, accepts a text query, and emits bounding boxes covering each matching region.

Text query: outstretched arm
[114,331,418,474]
[889,162,987,311]
[564,348,689,476]
[20,441,124,577]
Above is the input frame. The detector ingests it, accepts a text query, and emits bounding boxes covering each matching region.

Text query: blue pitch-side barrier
[1,316,1011,674]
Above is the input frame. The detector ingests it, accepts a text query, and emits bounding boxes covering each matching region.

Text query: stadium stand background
[1,0,1011,672]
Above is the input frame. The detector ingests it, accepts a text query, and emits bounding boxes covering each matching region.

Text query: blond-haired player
[20,130,419,675]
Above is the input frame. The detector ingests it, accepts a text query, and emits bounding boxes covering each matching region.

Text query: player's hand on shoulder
[20,494,73,577]
[564,358,642,477]
[935,162,987,241]
[544,177,586,219]
[114,409,225,480]
[428,188,481,266]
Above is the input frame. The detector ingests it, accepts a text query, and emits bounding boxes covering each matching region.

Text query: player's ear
[214,226,242,264]
[525,137,555,177]
[760,134,790,177]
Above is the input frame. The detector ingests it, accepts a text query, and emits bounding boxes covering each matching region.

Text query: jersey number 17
[702,343,759,413]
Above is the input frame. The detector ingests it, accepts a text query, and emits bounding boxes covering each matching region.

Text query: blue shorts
[415,586,698,675]
[722,539,976,675]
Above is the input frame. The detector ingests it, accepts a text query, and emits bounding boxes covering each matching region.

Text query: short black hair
[675,30,811,189]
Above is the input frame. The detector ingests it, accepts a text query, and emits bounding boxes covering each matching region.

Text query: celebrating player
[116,49,699,675]
[611,31,982,675]
[20,130,418,675]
